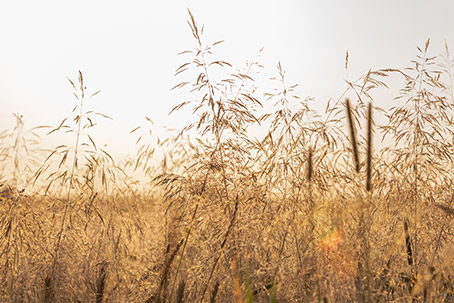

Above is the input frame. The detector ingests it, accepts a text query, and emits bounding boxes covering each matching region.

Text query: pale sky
[1,1,453,160]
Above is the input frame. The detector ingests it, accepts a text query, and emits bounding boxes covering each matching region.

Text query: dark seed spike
[404,221,414,266]
[210,281,220,303]
[345,98,360,173]
[307,146,313,182]
[366,102,373,191]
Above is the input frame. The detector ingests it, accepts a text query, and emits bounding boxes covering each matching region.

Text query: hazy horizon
[1,1,453,160]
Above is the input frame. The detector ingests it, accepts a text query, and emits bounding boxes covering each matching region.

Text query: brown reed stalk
[404,221,414,267]
[345,98,360,173]
[366,102,373,192]
[307,146,313,182]
[175,278,185,303]
[209,281,220,303]
[95,261,107,303]
[363,102,374,302]
[345,98,372,302]
[403,221,417,300]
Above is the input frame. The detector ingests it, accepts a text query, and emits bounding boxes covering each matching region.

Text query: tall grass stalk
[49,71,89,289]
[366,102,373,192]
[345,98,360,174]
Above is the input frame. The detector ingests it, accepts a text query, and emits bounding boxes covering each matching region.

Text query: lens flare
[318,227,344,252]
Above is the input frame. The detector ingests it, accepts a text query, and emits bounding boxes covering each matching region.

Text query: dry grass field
[1,11,454,302]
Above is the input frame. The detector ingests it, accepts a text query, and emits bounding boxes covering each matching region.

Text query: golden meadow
[1,11,454,302]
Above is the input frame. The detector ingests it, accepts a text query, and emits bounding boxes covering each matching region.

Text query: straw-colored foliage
[1,10,454,303]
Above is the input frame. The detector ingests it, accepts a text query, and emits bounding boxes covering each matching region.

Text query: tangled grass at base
[2,10,454,303]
